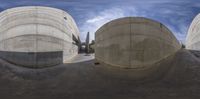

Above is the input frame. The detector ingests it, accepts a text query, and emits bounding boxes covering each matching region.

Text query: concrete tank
[0,6,80,68]
[186,14,200,50]
[95,17,181,79]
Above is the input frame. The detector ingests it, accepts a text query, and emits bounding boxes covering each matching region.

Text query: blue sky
[0,0,199,43]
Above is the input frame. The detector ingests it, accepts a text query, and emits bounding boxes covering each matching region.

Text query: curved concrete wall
[0,6,80,68]
[95,17,181,69]
[186,14,200,50]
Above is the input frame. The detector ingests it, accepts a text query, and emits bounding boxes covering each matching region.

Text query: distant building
[89,40,95,53]
[80,33,94,54]
[85,32,90,53]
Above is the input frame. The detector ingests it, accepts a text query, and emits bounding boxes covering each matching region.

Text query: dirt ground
[0,49,200,99]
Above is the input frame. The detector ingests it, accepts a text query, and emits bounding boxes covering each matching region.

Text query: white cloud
[78,1,195,43]
[80,7,137,42]
[86,16,104,23]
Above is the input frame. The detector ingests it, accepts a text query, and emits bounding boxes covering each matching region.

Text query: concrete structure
[85,32,90,53]
[0,6,80,68]
[186,14,200,50]
[95,17,181,79]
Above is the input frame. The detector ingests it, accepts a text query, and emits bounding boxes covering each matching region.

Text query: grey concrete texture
[95,17,181,79]
[0,6,80,67]
[186,14,200,50]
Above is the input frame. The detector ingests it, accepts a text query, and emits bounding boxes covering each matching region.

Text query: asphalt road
[0,50,200,99]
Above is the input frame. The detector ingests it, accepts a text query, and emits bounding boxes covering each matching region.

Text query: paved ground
[0,49,200,99]
[65,53,94,63]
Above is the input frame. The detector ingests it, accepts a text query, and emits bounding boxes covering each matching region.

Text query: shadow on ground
[0,50,200,99]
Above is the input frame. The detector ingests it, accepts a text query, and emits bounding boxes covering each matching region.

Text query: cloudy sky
[0,0,199,43]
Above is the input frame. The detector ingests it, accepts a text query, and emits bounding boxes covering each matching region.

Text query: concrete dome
[0,6,80,68]
[95,17,181,79]
[186,14,200,50]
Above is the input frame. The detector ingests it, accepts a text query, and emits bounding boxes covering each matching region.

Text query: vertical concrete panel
[186,14,200,50]
[95,19,131,68]
[107,24,130,67]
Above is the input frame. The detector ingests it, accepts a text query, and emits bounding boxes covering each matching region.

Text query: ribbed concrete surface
[186,14,200,50]
[95,17,181,79]
[0,6,80,67]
